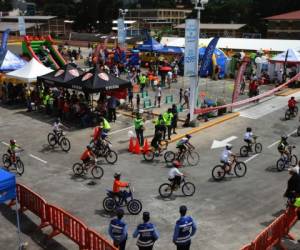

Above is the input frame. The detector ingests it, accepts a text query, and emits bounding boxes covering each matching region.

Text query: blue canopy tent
[0,169,22,249]
[156,46,184,54]
[199,47,227,78]
[137,38,164,52]
[0,50,27,72]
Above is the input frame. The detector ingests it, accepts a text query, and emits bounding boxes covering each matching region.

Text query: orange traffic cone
[143,139,150,153]
[128,137,134,152]
[133,138,141,154]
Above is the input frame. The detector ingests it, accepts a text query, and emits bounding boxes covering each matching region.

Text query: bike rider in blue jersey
[173,205,197,250]
[108,208,128,250]
[133,211,159,250]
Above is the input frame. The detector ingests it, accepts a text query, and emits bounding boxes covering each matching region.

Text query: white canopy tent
[6,58,53,83]
[269,48,300,63]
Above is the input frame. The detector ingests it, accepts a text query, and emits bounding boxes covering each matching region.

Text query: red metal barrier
[240,244,253,250]
[46,204,88,249]
[16,183,49,229]
[87,229,117,250]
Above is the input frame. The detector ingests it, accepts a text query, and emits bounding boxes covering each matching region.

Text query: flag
[1,29,10,51]
[199,37,219,77]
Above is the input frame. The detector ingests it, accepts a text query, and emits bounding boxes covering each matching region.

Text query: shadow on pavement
[0,204,68,250]
[265,165,281,173]
[95,209,115,218]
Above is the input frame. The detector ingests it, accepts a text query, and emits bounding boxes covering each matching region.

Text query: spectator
[128,87,133,108]
[240,74,246,95]
[107,96,119,122]
[171,104,178,134]
[108,208,128,250]
[136,94,140,109]
[133,211,159,250]
[134,113,144,146]
[284,165,300,202]
[154,85,162,108]
[179,88,183,104]
[182,89,189,108]
[183,113,190,128]
[167,70,173,88]
[173,205,197,250]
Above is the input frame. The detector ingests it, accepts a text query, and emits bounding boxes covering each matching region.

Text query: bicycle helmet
[185,134,192,139]
[55,118,61,123]
[246,127,252,132]
[86,144,92,150]
[291,96,295,100]
[281,135,288,140]
[226,144,232,150]
[173,160,181,168]
[114,172,121,179]
[10,139,16,145]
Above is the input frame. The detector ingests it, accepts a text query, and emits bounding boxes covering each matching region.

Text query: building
[264,10,300,39]
[126,8,192,31]
[174,23,247,38]
[0,16,73,38]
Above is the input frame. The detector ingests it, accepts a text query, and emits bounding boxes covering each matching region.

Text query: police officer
[163,108,174,140]
[133,211,159,250]
[108,208,128,250]
[173,205,197,250]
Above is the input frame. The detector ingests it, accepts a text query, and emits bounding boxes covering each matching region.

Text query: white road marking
[267,129,297,148]
[288,129,297,136]
[1,141,9,146]
[244,154,259,163]
[29,154,47,164]
[211,136,238,149]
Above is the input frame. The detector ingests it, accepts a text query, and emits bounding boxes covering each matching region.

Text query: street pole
[118,9,128,50]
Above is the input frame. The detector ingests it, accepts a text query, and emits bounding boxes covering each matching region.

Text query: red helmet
[172,160,181,168]
[10,139,16,145]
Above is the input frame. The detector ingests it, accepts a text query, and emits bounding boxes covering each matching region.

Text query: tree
[0,0,12,11]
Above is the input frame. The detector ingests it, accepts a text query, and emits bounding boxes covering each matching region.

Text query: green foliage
[0,0,12,11]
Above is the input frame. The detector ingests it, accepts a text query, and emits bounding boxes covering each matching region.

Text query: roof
[264,10,300,20]
[1,15,57,20]
[175,23,246,30]
[0,22,42,32]
[160,36,300,52]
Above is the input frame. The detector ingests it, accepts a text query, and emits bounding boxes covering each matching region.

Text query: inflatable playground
[22,35,66,70]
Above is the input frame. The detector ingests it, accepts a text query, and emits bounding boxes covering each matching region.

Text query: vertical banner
[1,28,10,51]
[18,16,26,36]
[199,37,219,76]
[184,19,199,77]
[231,57,249,103]
[117,18,126,49]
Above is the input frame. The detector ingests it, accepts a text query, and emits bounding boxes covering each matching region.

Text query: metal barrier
[46,204,88,249]
[16,183,49,229]
[87,229,117,250]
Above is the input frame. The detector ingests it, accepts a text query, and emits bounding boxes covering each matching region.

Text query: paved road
[1,93,300,249]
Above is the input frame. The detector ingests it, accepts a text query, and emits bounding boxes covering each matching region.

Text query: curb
[167,112,240,144]
[117,110,186,122]
[275,88,300,96]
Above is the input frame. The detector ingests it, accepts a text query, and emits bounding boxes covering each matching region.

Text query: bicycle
[240,136,262,157]
[285,106,298,120]
[92,138,118,164]
[103,184,142,215]
[159,177,195,198]
[143,140,169,162]
[48,131,71,152]
[2,149,25,176]
[164,147,200,166]
[212,155,247,181]
[72,160,104,179]
[276,145,298,171]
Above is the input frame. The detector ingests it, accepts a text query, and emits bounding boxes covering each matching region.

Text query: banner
[1,28,10,51]
[231,57,249,103]
[18,16,26,36]
[199,37,219,76]
[184,19,199,77]
[117,18,126,48]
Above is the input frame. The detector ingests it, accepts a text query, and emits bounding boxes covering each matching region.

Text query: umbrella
[160,66,172,72]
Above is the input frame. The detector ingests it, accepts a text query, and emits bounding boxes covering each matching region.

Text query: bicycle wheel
[47,133,57,146]
[186,151,200,166]
[255,143,262,154]
[103,197,116,212]
[212,165,226,181]
[127,199,142,215]
[60,137,71,152]
[182,182,195,196]
[3,159,11,169]
[240,146,249,157]
[285,110,291,120]
[143,150,155,162]
[234,162,247,177]
[158,183,173,198]
[291,154,298,167]
[16,160,24,176]
[295,106,299,116]
[91,165,104,179]
[276,159,286,172]
[2,154,9,164]
[164,151,176,163]
[105,150,118,164]
[72,163,84,175]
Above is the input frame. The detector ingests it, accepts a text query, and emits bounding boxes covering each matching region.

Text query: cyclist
[113,172,129,204]
[278,135,290,159]
[168,160,184,190]
[7,139,22,163]
[220,144,235,173]
[80,145,96,166]
[244,127,254,151]
[92,125,102,143]
[99,117,111,135]
[151,130,163,156]
[53,118,66,135]
[176,134,194,160]
[288,96,297,115]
